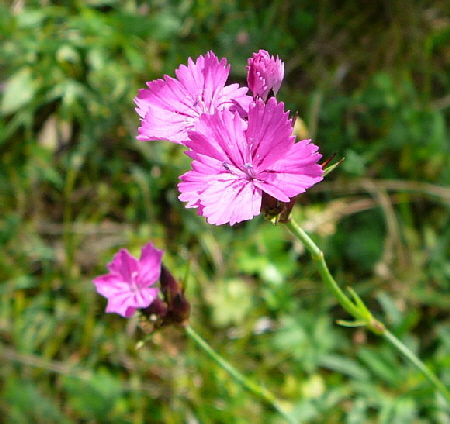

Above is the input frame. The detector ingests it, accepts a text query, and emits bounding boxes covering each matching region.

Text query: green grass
[1,0,450,422]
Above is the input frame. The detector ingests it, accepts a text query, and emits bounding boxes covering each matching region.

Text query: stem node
[284,217,450,404]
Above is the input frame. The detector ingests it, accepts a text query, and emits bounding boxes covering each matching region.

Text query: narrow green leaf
[1,67,35,114]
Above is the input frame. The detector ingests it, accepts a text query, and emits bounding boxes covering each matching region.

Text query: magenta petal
[92,243,163,318]
[246,50,284,101]
[135,77,195,144]
[93,274,130,298]
[106,296,137,318]
[175,52,230,103]
[247,98,294,171]
[200,178,262,225]
[178,83,323,226]
[138,244,163,288]
[107,249,139,282]
[134,51,250,145]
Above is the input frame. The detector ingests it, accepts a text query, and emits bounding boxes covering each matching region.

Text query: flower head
[93,243,163,318]
[178,98,323,226]
[135,51,251,144]
[246,50,284,101]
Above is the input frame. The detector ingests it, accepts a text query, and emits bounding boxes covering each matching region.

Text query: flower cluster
[178,98,322,225]
[135,50,323,226]
[93,243,189,327]
[93,243,163,318]
[94,50,324,321]
[135,52,251,145]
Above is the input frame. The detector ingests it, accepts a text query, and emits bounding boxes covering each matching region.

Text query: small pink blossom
[246,50,284,101]
[93,243,163,318]
[178,98,323,226]
[135,51,252,144]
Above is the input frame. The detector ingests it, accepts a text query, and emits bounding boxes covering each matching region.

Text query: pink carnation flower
[246,50,284,101]
[93,243,163,318]
[178,98,323,226]
[135,51,251,144]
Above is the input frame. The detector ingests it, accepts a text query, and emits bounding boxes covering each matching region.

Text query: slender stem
[285,219,361,318]
[184,325,295,424]
[383,330,450,404]
[284,217,450,404]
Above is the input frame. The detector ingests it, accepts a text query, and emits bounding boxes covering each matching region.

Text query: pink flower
[93,243,163,318]
[178,98,323,226]
[135,51,251,144]
[246,50,284,101]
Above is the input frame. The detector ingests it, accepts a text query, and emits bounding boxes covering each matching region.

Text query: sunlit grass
[1,0,449,422]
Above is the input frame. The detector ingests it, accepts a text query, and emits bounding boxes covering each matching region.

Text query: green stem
[185,325,295,424]
[383,329,450,404]
[285,217,450,404]
[285,219,362,318]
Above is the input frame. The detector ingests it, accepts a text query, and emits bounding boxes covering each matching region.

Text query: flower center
[130,271,140,292]
[222,161,256,180]
[184,93,215,129]
[243,163,256,179]
[193,93,214,114]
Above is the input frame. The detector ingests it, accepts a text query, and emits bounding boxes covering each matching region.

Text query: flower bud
[160,264,181,300]
[166,291,191,325]
[159,264,191,326]
[246,50,284,101]
[261,192,297,223]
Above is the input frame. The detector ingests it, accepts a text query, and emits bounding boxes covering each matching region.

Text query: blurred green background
[1,0,450,422]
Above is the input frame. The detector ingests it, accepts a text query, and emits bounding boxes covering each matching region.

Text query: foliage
[1,0,449,422]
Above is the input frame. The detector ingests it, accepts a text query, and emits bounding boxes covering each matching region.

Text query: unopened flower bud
[159,264,191,326]
[160,264,180,302]
[261,192,296,223]
[246,50,284,101]
[167,291,191,325]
